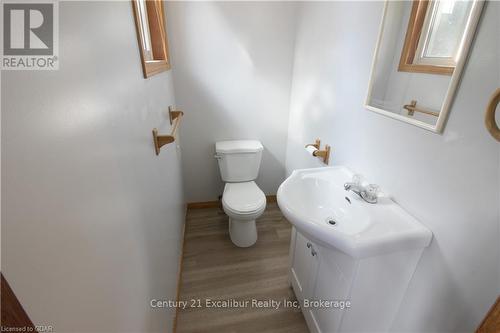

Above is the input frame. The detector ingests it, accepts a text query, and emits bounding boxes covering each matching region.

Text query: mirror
[365,0,484,132]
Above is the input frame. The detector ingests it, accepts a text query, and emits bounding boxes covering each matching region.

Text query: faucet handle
[364,184,380,200]
[352,174,363,185]
[367,183,379,192]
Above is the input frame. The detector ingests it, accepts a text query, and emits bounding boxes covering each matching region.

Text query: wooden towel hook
[485,88,500,142]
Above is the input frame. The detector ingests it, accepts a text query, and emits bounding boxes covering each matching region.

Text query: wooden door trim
[1,274,37,332]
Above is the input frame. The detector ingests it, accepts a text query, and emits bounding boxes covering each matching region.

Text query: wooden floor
[177,203,309,333]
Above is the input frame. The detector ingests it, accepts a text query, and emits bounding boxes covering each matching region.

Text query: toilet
[215,140,266,247]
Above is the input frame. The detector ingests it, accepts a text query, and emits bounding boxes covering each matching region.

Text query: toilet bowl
[215,140,266,247]
[222,181,266,247]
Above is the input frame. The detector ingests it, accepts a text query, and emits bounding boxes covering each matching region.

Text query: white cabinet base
[289,227,425,333]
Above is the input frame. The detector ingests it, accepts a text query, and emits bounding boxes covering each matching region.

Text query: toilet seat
[222,181,266,217]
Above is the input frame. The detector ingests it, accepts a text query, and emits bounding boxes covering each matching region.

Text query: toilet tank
[215,140,264,182]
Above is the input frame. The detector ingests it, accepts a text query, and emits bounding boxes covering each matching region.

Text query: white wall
[166,1,297,202]
[1,2,185,332]
[286,1,500,332]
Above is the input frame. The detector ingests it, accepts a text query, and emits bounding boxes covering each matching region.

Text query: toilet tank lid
[216,140,263,153]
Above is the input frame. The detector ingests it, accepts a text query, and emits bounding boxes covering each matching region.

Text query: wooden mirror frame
[131,0,171,78]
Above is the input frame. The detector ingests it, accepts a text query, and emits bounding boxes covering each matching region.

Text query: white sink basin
[277,166,432,258]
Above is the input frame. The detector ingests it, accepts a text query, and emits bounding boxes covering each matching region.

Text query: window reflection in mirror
[365,0,484,132]
[399,0,474,75]
[417,1,473,64]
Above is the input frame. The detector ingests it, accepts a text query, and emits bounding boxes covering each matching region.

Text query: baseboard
[266,195,277,203]
[186,201,221,209]
[172,208,188,333]
[187,195,277,209]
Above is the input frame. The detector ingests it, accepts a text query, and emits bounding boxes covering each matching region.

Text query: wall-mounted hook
[485,88,500,142]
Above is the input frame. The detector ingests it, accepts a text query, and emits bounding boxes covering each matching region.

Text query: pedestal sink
[277,166,432,333]
[277,166,432,258]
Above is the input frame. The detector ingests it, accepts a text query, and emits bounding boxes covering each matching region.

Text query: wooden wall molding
[476,296,500,333]
[1,274,36,332]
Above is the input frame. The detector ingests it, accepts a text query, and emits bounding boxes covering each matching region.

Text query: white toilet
[215,140,266,247]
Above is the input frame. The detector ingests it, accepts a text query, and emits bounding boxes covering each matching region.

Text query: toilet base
[229,218,257,247]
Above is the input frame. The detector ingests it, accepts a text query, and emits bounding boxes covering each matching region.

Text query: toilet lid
[222,182,266,214]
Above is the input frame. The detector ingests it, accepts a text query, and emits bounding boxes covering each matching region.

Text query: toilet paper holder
[305,139,331,165]
[305,139,321,150]
[314,145,331,165]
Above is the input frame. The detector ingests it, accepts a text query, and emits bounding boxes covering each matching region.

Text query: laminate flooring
[176,203,309,333]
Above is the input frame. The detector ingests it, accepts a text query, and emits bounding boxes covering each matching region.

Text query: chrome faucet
[344,177,379,204]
